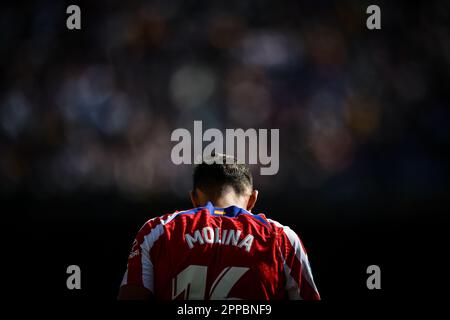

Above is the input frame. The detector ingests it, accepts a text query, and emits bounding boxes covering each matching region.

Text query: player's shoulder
[139,207,200,231]
[264,216,303,243]
[264,216,290,232]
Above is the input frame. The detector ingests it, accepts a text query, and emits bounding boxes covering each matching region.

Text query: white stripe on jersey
[283,263,302,300]
[268,218,319,296]
[121,270,128,286]
[273,234,302,299]
[140,230,156,292]
[124,212,183,292]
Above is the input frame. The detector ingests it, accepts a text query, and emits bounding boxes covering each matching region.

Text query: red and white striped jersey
[121,201,320,300]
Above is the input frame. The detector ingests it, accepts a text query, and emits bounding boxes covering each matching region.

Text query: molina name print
[171,121,279,175]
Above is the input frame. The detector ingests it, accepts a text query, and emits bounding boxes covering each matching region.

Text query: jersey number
[172,265,249,300]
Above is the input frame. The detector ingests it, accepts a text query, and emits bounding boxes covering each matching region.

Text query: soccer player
[118,154,320,300]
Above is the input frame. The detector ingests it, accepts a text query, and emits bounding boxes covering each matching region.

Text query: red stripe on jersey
[299,267,321,300]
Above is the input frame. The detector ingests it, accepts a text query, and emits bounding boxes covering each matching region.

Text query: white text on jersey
[185,227,254,252]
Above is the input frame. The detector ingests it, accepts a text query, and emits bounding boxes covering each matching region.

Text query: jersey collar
[204,201,250,217]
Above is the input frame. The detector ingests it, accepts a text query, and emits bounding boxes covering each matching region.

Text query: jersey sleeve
[279,226,321,300]
[120,217,164,292]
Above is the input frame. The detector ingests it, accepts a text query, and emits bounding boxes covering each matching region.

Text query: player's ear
[246,189,258,211]
[190,190,200,207]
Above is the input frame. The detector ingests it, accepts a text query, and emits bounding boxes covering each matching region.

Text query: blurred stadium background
[2,0,449,300]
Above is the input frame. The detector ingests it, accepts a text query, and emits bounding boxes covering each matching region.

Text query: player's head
[190,153,258,211]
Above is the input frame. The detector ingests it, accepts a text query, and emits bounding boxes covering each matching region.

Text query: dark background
[2,0,449,301]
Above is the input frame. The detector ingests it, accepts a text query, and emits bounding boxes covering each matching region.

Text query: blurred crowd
[0,0,449,208]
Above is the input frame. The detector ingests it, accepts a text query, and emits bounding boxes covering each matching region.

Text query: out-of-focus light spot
[57,64,133,136]
[304,25,347,67]
[114,145,155,196]
[95,92,132,136]
[304,93,354,173]
[235,31,301,68]
[208,15,246,49]
[169,164,192,199]
[344,95,381,139]
[126,8,167,48]
[79,65,115,107]
[0,91,31,138]
[170,65,216,109]
[225,66,272,127]
[58,64,115,125]
[125,108,153,144]
[306,91,343,134]
[227,81,271,127]
[308,128,354,173]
